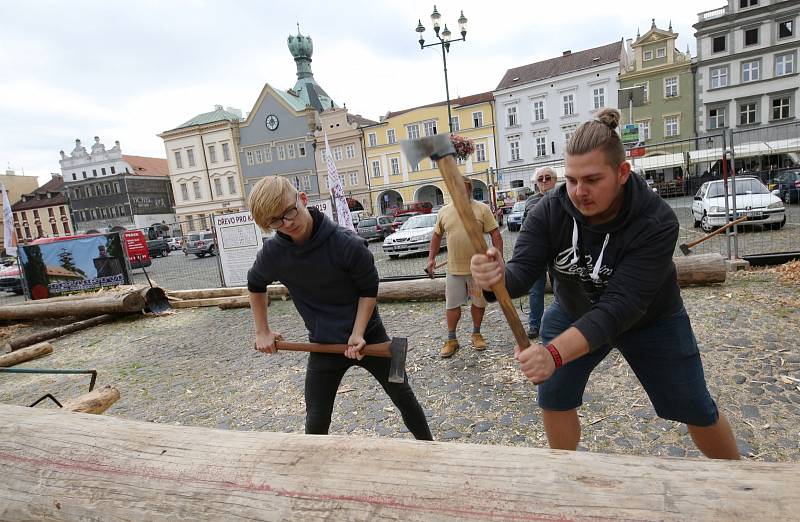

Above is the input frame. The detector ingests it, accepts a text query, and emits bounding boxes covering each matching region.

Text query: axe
[273,338,407,383]
[424,259,448,278]
[402,134,531,352]
[679,216,747,255]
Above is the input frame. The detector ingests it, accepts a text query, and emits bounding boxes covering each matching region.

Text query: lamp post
[415,6,468,133]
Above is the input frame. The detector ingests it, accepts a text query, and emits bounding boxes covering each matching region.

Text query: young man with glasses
[246,176,432,440]
[523,167,558,339]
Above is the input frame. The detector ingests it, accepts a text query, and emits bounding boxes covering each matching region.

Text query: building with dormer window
[11,174,74,241]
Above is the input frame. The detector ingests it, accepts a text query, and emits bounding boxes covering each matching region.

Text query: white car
[382,213,446,259]
[691,177,786,233]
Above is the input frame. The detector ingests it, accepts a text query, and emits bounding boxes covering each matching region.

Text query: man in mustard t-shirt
[427,176,503,358]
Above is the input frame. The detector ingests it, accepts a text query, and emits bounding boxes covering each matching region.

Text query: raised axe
[273,338,407,383]
[679,216,748,255]
[401,134,531,353]
[424,259,448,278]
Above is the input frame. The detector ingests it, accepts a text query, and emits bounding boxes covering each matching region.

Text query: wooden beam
[3,315,122,353]
[61,385,120,414]
[0,290,146,321]
[0,342,53,367]
[0,405,796,521]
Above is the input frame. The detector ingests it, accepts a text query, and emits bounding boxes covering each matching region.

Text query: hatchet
[679,216,747,255]
[401,134,531,352]
[273,338,407,383]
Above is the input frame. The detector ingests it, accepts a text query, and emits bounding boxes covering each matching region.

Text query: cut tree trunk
[0,342,53,367]
[218,296,251,310]
[167,287,247,300]
[61,385,120,414]
[673,252,727,285]
[3,315,122,353]
[0,404,797,521]
[0,290,146,321]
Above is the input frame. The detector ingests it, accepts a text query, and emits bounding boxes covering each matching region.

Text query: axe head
[401,134,454,169]
[387,337,408,384]
[679,243,691,256]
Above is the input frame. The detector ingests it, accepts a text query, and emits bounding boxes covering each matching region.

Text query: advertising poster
[306,198,334,221]
[214,211,262,287]
[18,233,131,300]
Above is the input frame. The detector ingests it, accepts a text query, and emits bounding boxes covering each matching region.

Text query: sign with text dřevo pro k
[214,211,262,287]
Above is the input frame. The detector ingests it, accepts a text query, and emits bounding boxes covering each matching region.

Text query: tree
[58,248,86,278]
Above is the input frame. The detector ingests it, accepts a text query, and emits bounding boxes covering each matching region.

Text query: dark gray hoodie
[501,174,684,351]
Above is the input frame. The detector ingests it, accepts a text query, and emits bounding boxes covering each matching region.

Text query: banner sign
[324,133,355,230]
[622,124,640,144]
[214,211,262,288]
[18,233,131,300]
[306,199,334,221]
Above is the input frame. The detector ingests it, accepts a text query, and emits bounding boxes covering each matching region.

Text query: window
[562,93,575,116]
[187,215,195,232]
[390,157,400,176]
[712,35,727,53]
[410,160,420,172]
[214,178,223,196]
[174,151,183,169]
[333,146,342,161]
[708,107,726,129]
[387,129,396,144]
[113,182,119,193]
[92,169,97,177]
[535,135,547,157]
[200,215,207,230]
[222,142,231,161]
[345,144,355,159]
[475,143,486,162]
[371,160,381,178]
[228,176,237,194]
[298,143,306,157]
[772,97,791,120]
[532,99,545,121]
[472,111,483,127]
[276,145,285,160]
[406,125,419,140]
[187,149,196,167]
[302,176,311,191]
[744,27,759,46]
[246,151,254,165]
[208,145,217,163]
[638,82,649,103]
[349,172,358,186]
[742,60,760,82]
[664,115,679,137]
[739,0,757,7]
[368,132,377,147]
[778,19,794,39]
[110,166,115,174]
[710,66,729,88]
[656,47,666,59]
[775,53,795,76]
[180,183,189,201]
[254,149,263,164]
[287,143,296,159]
[740,102,758,125]
[82,171,87,179]
[664,77,678,97]
[264,147,272,161]
[644,50,653,61]
[193,181,201,199]
[592,87,605,109]
[509,139,520,161]
[507,106,518,126]
[101,167,106,175]
[450,116,460,132]
[72,173,76,180]
[423,121,437,136]
[563,125,578,144]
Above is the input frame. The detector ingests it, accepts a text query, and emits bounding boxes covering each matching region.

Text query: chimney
[214,104,223,110]
[562,50,571,56]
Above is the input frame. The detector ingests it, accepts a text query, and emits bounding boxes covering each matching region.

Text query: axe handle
[275,340,392,358]
[436,155,531,351]
[685,216,748,248]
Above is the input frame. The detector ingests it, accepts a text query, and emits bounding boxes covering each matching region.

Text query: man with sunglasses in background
[523,167,557,339]
[246,176,433,440]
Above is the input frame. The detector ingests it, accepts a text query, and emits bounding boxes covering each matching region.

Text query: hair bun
[595,108,620,131]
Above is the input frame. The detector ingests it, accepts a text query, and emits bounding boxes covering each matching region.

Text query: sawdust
[775,260,800,286]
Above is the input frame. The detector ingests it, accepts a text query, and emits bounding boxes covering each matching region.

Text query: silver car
[506,201,527,231]
[185,231,217,257]
[356,216,393,241]
[382,213,446,259]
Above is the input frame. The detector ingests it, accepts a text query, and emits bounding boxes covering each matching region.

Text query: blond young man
[247,176,432,440]
[427,176,503,358]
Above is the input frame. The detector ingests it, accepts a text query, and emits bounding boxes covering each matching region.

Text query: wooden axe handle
[686,216,748,248]
[436,155,531,351]
[275,340,392,358]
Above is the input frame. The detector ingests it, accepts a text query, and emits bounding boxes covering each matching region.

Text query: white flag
[324,133,355,231]
[1,183,17,257]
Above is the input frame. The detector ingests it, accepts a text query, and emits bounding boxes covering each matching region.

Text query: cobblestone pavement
[1,268,798,462]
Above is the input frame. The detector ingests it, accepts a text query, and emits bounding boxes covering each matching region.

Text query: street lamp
[415,6,468,133]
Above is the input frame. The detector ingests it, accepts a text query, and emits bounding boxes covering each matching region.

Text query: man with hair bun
[470,108,739,459]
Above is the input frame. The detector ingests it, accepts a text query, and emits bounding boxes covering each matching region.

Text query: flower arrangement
[450,134,475,161]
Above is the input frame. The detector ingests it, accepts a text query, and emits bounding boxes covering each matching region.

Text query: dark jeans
[305,352,433,440]
[528,273,546,331]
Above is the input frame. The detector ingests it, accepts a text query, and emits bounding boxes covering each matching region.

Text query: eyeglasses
[537,175,553,182]
[267,194,300,229]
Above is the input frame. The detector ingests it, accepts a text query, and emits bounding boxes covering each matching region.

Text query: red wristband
[545,343,563,369]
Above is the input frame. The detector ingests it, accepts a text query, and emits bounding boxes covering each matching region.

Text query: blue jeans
[528,273,546,331]
[538,300,719,427]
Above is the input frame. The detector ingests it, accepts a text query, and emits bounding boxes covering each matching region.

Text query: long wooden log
[167,287,247,300]
[0,342,53,367]
[2,314,121,353]
[0,405,797,521]
[673,252,727,285]
[0,290,146,321]
[61,385,120,414]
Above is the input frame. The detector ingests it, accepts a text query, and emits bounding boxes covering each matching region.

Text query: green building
[620,20,696,183]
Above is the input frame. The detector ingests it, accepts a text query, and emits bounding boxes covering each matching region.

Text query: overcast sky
[1,0,709,185]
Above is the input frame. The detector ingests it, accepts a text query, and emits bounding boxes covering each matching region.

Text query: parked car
[185,231,217,257]
[506,201,527,231]
[146,237,170,258]
[383,213,446,259]
[691,177,786,232]
[350,210,371,226]
[391,212,421,232]
[772,169,800,204]
[167,237,183,251]
[0,263,23,294]
[431,204,445,214]
[391,201,433,217]
[356,216,394,241]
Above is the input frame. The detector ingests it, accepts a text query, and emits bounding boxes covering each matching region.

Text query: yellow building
[0,170,40,253]
[361,92,497,215]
